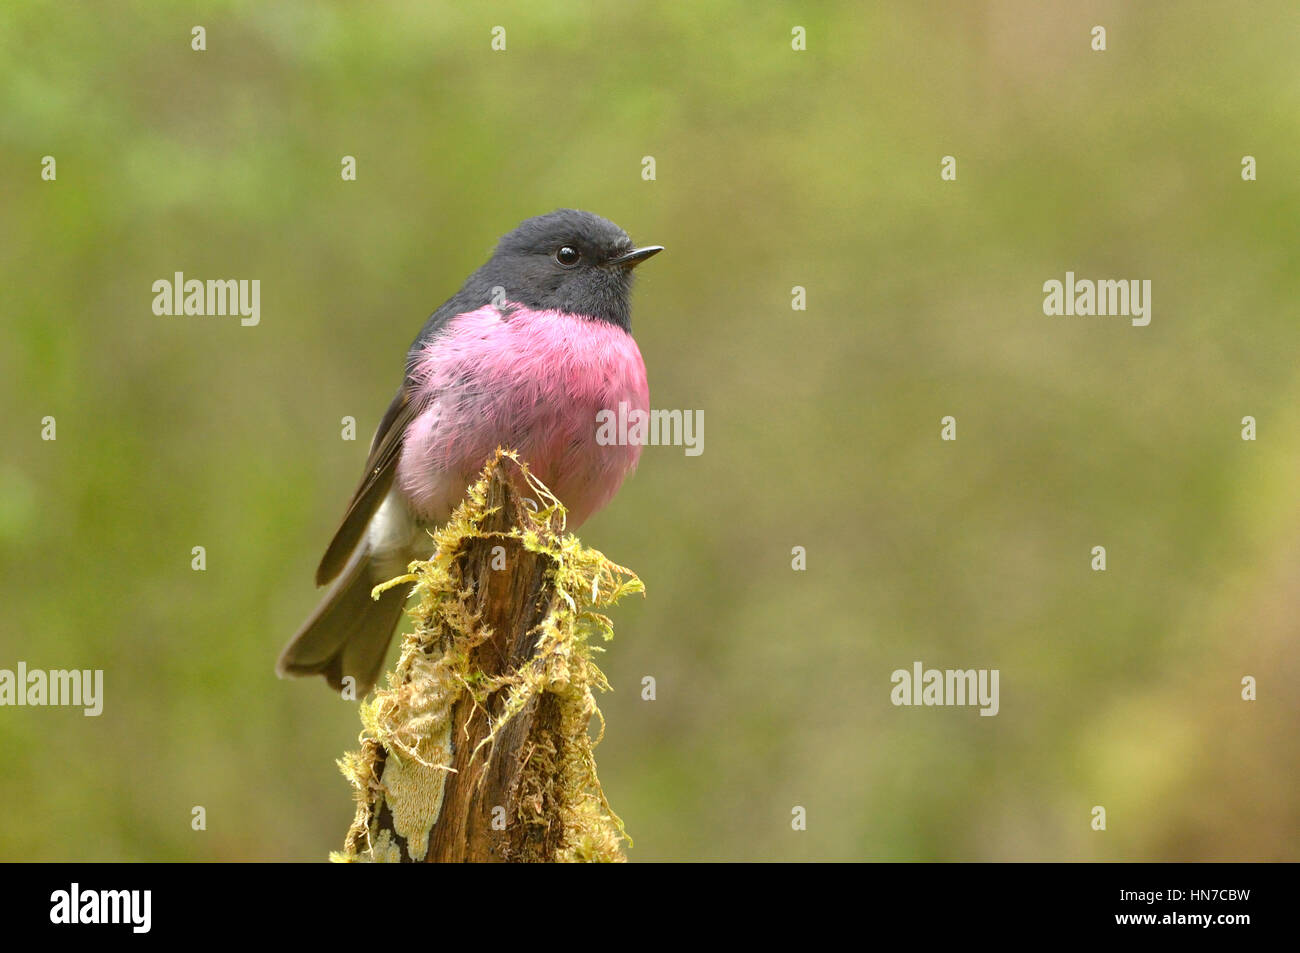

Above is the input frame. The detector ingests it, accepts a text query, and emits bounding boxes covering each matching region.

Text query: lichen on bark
[331,450,639,863]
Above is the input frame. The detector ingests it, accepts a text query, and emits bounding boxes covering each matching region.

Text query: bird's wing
[314,384,421,586]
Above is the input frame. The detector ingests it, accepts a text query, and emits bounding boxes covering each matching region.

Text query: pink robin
[277,210,661,695]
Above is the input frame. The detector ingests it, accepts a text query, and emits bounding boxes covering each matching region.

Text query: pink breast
[396,304,649,528]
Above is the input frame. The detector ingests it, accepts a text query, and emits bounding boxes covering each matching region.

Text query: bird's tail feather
[276,545,409,696]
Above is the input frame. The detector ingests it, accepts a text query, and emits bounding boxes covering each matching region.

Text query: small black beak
[608,245,664,269]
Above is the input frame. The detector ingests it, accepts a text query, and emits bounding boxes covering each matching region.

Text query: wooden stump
[336,451,632,863]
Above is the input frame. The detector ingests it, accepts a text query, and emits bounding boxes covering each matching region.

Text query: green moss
[333,451,639,863]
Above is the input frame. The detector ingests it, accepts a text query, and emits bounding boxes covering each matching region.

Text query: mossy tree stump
[334,451,638,863]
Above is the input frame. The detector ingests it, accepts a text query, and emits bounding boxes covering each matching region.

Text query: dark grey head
[470,209,662,331]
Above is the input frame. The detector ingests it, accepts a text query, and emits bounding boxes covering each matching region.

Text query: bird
[276,209,661,696]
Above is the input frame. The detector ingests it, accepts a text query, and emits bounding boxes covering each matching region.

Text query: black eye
[555,245,580,266]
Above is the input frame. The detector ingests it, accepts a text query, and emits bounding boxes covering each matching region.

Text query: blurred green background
[2,0,1297,861]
